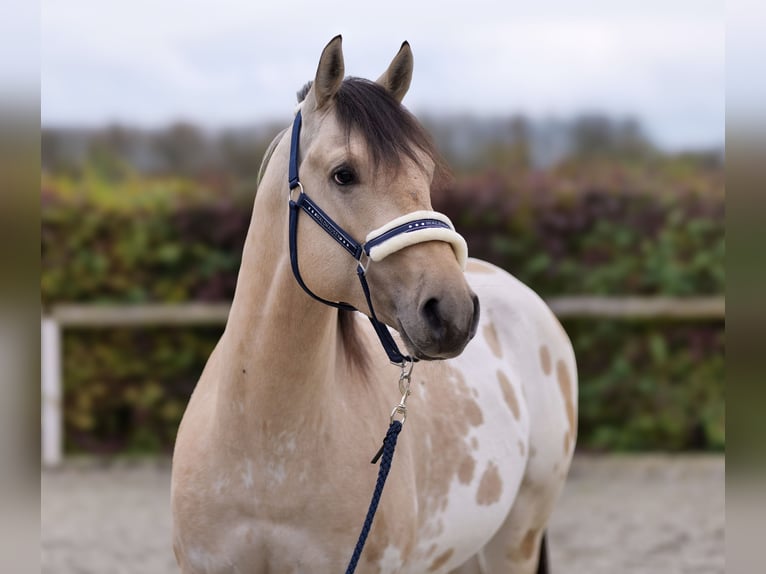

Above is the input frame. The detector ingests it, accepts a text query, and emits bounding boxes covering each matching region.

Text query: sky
[40,0,725,150]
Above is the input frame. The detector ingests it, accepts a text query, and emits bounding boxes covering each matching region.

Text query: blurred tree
[87,128,133,183]
[570,114,653,160]
[152,123,210,176]
[218,132,271,180]
[477,115,532,173]
[42,129,85,177]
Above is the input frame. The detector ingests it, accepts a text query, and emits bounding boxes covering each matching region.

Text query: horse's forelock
[294,77,449,182]
[333,78,446,176]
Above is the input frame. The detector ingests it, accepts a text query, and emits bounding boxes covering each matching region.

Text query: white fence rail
[41,297,724,466]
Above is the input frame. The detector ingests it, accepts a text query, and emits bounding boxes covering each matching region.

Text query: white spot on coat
[241,459,254,489]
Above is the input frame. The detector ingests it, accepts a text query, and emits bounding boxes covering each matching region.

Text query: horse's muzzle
[400,290,480,360]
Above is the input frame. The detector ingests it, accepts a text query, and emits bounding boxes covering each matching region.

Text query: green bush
[432,169,724,296]
[62,327,220,454]
[42,164,724,453]
[565,319,724,451]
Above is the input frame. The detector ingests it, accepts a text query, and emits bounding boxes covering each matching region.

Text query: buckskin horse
[171,35,577,574]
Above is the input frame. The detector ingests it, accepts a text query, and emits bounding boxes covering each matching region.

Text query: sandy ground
[41,454,724,574]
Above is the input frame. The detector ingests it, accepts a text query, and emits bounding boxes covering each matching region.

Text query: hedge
[42,161,724,453]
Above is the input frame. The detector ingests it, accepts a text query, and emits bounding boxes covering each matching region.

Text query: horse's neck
[215,176,342,430]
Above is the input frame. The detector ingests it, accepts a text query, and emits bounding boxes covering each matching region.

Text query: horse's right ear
[307,35,345,111]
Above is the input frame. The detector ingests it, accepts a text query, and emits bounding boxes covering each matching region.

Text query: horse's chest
[373,357,529,573]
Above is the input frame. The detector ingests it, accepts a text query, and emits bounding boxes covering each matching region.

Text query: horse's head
[284,36,479,360]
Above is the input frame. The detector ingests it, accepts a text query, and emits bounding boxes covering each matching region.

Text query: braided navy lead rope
[344,420,404,574]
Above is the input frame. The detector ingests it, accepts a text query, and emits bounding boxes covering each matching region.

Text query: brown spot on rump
[470,437,479,450]
[429,548,455,571]
[529,445,537,458]
[539,345,552,375]
[507,529,539,562]
[497,370,520,420]
[464,400,484,426]
[476,462,503,505]
[557,359,576,436]
[457,455,476,484]
[483,323,502,358]
[453,367,484,427]
[517,440,525,457]
[466,260,496,274]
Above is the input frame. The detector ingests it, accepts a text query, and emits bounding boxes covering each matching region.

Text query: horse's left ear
[376,41,413,103]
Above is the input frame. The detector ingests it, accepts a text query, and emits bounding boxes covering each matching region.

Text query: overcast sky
[41,0,725,149]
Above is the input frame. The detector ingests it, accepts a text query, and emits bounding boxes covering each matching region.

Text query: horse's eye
[332,169,356,186]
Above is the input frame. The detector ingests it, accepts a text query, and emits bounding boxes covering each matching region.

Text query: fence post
[41,318,63,467]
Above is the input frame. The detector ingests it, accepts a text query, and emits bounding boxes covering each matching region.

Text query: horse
[171,35,577,574]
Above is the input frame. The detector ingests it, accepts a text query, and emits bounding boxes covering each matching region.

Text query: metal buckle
[288,181,304,202]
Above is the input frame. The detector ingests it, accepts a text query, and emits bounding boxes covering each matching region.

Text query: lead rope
[345,420,402,574]
[345,361,413,574]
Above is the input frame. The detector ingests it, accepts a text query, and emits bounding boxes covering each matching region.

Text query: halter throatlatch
[287,109,467,365]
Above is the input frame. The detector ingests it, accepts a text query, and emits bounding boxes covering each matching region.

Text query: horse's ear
[376,41,413,103]
[308,35,345,111]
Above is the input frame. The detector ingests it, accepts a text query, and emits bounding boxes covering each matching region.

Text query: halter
[287,109,467,365]
[287,108,468,573]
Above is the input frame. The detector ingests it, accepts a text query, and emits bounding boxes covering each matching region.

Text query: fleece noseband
[287,109,467,365]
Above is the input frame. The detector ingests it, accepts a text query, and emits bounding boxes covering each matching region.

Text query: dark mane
[297,77,449,179]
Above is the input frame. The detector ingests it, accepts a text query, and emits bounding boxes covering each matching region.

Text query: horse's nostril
[421,297,444,334]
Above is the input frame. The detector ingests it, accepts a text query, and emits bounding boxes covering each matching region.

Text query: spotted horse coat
[171,36,577,574]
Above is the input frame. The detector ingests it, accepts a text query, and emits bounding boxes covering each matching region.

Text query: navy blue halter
[287,108,471,574]
[287,109,455,365]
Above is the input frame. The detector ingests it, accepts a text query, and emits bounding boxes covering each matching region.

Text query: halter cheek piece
[287,110,467,365]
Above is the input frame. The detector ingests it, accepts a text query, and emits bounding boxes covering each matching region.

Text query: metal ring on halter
[358,250,371,274]
[289,181,304,201]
